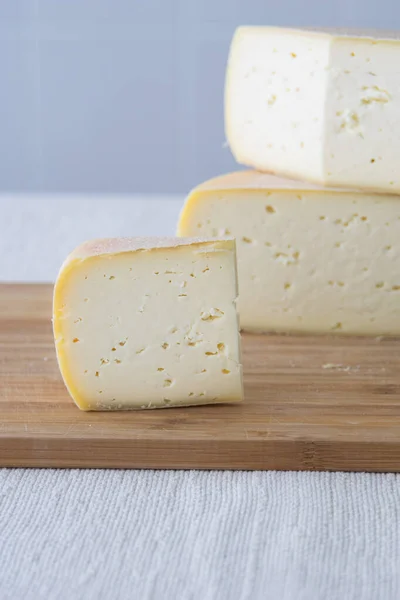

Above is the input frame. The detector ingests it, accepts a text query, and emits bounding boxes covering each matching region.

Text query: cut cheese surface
[178,171,400,335]
[226,26,400,193]
[53,237,243,410]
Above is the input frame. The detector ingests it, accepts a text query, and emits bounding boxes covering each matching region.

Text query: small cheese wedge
[226,26,400,193]
[53,237,243,410]
[178,171,400,335]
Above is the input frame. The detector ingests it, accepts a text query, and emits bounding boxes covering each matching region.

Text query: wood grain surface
[1,283,400,471]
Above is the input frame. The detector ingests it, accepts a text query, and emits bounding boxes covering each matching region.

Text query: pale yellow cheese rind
[230,26,400,44]
[54,237,243,411]
[183,170,360,196]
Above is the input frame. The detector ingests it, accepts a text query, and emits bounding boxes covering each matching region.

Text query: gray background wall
[2,0,398,193]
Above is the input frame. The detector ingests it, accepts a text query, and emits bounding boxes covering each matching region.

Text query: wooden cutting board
[1,283,400,471]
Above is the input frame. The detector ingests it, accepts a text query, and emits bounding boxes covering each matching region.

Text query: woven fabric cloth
[1,469,400,600]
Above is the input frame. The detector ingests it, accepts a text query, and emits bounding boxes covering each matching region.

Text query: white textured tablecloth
[1,196,399,600]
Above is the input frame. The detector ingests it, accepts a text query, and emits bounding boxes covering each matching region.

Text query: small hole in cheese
[201,309,224,321]
[188,340,201,347]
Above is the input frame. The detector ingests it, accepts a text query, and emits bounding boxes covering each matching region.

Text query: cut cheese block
[178,171,400,335]
[226,26,400,193]
[53,237,243,410]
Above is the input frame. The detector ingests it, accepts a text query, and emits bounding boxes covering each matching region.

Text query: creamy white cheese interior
[178,172,400,334]
[226,27,400,193]
[53,238,243,410]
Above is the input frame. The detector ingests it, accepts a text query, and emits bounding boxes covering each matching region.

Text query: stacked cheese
[178,27,400,335]
[225,27,400,192]
[55,26,400,411]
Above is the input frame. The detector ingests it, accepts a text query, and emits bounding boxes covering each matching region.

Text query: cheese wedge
[178,171,400,335]
[226,26,400,193]
[53,237,243,410]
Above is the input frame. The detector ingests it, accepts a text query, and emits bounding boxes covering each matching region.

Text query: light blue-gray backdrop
[2,0,399,193]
